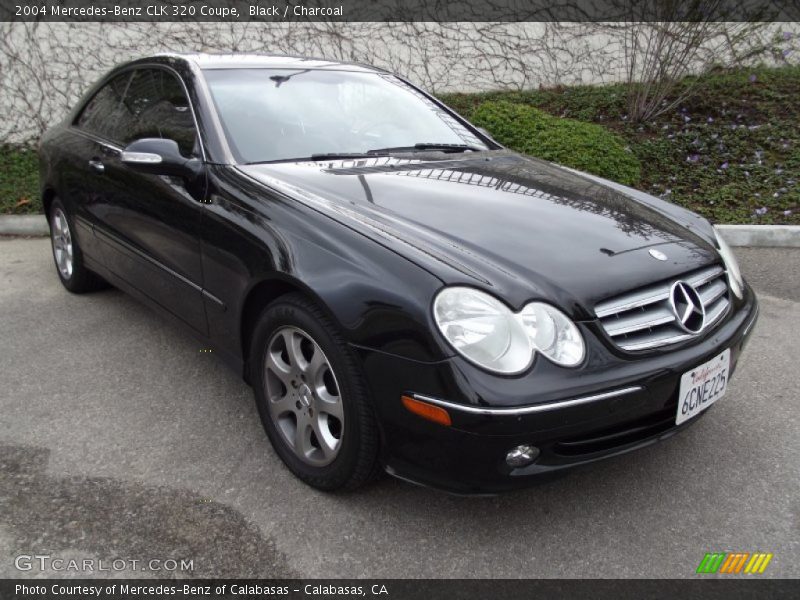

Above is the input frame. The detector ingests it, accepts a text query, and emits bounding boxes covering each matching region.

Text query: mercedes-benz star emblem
[670,281,706,333]
[649,248,668,261]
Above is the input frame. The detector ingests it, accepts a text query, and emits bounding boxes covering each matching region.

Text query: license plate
[676,349,730,425]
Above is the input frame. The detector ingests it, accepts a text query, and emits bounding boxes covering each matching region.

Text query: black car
[39,53,758,493]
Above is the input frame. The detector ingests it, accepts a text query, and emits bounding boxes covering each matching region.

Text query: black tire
[48,198,107,293]
[250,293,381,491]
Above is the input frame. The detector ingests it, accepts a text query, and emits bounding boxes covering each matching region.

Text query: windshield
[203,68,489,163]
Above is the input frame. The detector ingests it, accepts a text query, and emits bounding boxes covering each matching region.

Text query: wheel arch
[239,273,343,382]
[42,187,57,218]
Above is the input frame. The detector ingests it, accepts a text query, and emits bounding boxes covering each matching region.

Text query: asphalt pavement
[0,237,798,579]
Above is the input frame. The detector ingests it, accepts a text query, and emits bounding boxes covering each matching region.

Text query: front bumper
[355,285,759,494]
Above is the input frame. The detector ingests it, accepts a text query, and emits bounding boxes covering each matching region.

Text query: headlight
[517,302,585,366]
[713,227,744,299]
[433,287,585,374]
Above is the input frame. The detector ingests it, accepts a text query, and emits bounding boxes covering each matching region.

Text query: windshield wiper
[309,152,385,160]
[244,144,482,165]
[367,143,483,154]
[246,152,385,165]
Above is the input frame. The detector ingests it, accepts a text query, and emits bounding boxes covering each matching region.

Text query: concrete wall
[1,21,797,143]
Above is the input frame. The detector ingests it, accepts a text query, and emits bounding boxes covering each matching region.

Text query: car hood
[237,151,719,319]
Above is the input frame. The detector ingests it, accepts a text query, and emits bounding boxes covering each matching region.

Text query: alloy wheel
[51,207,74,279]
[264,326,344,466]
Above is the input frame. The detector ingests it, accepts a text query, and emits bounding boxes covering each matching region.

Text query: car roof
[150,52,387,73]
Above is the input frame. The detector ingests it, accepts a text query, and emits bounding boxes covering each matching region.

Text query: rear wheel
[250,294,380,490]
[49,198,106,293]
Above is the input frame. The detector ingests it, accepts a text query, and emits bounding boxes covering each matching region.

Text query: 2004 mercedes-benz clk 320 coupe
[40,54,758,493]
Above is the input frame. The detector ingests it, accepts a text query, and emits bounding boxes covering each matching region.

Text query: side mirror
[121,138,202,179]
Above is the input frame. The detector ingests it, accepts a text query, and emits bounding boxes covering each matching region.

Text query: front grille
[595,265,730,351]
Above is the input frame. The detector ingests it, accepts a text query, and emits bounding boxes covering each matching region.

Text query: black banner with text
[2,579,800,600]
[3,0,800,23]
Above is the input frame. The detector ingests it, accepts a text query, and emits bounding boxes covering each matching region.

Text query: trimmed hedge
[471,100,641,185]
[0,145,40,215]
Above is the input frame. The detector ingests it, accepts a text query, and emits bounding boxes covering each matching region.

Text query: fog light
[506,444,539,468]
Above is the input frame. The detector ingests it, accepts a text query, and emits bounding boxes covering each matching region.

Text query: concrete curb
[0,215,49,236]
[715,224,800,248]
[1,214,798,247]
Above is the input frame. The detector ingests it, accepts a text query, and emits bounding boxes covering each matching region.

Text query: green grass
[441,65,800,225]
[0,145,40,215]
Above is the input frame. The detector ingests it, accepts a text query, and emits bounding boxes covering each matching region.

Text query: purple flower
[707,117,714,123]
[783,31,793,40]
[684,115,691,123]
[749,74,757,83]
[783,209,793,216]
[686,153,701,163]
[755,207,768,215]
[720,161,729,170]
[782,49,792,58]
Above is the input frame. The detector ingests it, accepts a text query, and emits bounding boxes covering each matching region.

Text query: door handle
[88,159,105,174]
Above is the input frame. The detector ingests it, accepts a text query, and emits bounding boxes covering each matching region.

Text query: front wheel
[250,294,380,490]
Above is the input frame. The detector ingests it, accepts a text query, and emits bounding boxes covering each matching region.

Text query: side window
[117,69,198,157]
[75,72,132,140]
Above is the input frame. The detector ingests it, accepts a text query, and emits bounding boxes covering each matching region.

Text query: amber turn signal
[401,395,452,427]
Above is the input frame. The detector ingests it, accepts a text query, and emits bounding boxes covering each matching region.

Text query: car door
[90,67,209,334]
[60,71,135,266]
